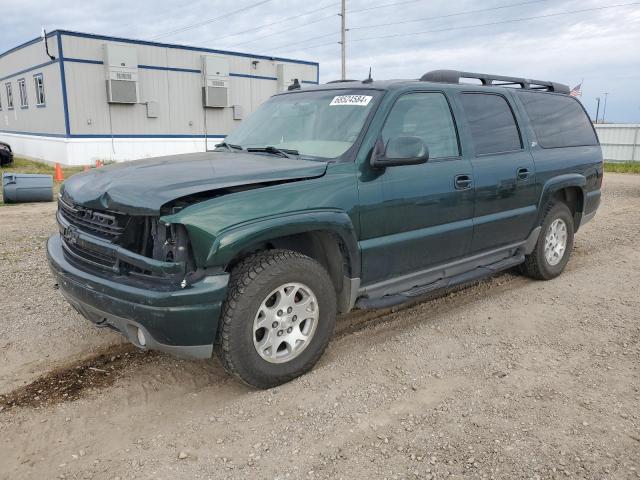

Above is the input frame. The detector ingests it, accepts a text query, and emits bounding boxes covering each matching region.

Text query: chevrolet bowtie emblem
[63,225,80,245]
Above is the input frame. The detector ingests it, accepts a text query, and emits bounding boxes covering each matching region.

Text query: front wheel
[520,202,575,280]
[216,250,337,388]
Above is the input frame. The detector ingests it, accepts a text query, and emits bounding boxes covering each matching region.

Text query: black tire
[520,201,575,280]
[216,249,337,388]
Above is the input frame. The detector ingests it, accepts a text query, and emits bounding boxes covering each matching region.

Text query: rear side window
[518,91,597,148]
[460,93,522,155]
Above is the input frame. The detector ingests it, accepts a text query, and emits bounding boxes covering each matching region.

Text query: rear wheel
[521,202,575,280]
[216,249,337,388]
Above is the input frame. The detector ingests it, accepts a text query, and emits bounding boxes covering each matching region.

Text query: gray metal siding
[594,124,640,162]
[61,34,318,137]
[0,37,65,135]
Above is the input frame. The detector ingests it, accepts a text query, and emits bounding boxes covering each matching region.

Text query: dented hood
[61,151,328,215]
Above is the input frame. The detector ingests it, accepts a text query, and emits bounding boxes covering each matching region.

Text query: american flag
[569,83,582,97]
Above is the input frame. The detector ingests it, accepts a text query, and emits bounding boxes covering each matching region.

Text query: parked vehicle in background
[47,70,603,388]
[0,142,13,166]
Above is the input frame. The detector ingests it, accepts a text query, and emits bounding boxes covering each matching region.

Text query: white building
[0,30,319,165]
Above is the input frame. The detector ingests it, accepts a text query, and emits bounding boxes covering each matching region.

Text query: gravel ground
[0,173,639,480]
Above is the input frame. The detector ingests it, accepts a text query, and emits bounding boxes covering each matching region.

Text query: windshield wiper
[246,146,299,158]
[216,141,243,151]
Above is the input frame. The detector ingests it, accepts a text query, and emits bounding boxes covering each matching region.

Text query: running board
[355,254,524,310]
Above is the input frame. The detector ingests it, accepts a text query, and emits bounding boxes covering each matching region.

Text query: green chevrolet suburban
[48,70,602,388]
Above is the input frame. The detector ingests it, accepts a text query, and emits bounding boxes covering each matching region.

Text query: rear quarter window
[518,91,597,148]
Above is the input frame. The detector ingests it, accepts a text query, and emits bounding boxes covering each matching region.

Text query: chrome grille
[58,197,125,241]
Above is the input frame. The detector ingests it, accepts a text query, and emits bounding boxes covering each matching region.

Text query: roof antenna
[42,27,56,61]
[362,67,373,84]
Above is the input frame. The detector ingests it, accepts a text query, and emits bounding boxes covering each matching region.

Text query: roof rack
[420,70,570,94]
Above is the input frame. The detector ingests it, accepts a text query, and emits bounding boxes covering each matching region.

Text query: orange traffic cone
[53,163,64,182]
[95,159,103,168]
[83,165,90,172]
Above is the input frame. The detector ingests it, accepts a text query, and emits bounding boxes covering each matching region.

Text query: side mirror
[370,136,429,168]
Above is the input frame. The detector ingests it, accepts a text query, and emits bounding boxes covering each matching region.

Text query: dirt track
[0,174,639,480]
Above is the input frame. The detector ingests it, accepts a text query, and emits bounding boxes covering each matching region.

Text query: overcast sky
[1,0,639,122]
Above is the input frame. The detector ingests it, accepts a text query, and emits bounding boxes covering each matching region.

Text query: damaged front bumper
[47,233,229,359]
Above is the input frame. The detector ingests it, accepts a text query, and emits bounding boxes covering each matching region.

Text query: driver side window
[381,92,459,159]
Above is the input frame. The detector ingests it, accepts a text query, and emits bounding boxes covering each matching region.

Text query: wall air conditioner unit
[104,44,139,104]
[202,55,229,108]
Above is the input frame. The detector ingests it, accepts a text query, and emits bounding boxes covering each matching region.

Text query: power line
[150,0,275,41]
[248,0,550,55]
[348,0,552,31]
[230,12,339,48]
[272,1,640,55]
[348,0,431,14]
[201,1,340,45]
[265,31,341,53]
[220,0,435,49]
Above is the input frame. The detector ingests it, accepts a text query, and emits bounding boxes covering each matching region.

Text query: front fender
[206,209,360,276]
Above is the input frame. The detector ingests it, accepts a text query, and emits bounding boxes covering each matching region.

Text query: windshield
[223,89,381,159]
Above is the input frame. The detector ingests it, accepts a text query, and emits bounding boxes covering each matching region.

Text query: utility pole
[595,97,600,123]
[340,0,346,80]
[602,92,609,123]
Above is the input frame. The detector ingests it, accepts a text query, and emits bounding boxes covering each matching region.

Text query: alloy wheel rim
[544,218,568,266]
[252,282,319,364]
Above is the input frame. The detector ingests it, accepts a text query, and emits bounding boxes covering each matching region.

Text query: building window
[18,78,28,109]
[5,83,14,110]
[33,73,45,107]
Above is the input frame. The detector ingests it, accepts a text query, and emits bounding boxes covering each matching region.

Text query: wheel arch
[538,174,586,231]
[206,210,361,313]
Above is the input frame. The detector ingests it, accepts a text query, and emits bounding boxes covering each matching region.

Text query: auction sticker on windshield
[330,95,373,106]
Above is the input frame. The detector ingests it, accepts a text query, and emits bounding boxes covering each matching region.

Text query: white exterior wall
[0,133,224,166]
[594,124,640,162]
[0,30,319,165]
[0,132,68,164]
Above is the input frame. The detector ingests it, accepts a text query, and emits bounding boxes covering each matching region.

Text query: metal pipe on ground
[2,173,54,203]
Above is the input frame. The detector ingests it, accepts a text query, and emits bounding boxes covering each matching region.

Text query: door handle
[454,174,472,190]
[516,168,530,180]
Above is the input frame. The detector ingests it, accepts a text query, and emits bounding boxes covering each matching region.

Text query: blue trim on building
[0,130,67,138]
[63,58,103,66]
[57,32,71,137]
[138,64,200,74]
[63,58,317,82]
[69,133,226,139]
[0,59,57,82]
[56,30,318,67]
[0,32,57,60]
[229,72,276,81]
[0,130,226,139]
